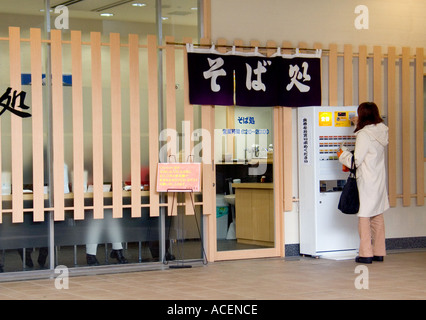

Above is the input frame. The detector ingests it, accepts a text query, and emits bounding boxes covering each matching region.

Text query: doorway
[213,106,282,260]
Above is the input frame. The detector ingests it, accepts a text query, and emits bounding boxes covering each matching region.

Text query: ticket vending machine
[297,106,359,259]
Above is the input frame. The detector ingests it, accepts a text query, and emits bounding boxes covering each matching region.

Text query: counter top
[232,182,273,189]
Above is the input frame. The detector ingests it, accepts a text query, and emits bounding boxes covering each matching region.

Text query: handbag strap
[349,152,356,177]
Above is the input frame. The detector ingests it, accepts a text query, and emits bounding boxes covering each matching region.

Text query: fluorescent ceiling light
[132,3,146,7]
[100,13,114,17]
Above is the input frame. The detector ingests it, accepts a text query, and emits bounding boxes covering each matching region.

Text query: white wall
[211,0,426,245]
[211,0,426,50]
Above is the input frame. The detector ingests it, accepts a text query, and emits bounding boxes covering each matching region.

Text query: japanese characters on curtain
[187,45,322,107]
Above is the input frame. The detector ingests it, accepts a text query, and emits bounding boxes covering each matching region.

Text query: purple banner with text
[187,47,321,107]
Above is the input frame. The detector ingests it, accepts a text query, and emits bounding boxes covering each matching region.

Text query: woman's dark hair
[355,102,383,132]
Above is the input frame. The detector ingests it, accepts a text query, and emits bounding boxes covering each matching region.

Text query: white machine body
[297,106,359,259]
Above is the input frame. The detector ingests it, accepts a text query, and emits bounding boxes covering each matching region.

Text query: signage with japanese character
[0,87,31,118]
[234,56,280,106]
[187,53,234,106]
[187,49,321,107]
[280,57,321,107]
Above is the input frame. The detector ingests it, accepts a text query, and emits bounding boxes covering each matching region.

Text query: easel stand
[165,189,207,269]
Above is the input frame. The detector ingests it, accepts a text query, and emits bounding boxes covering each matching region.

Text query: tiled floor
[0,250,425,300]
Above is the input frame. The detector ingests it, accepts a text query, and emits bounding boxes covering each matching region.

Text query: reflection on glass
[215,106,275,251]
[161,0,198,39]
[54,208,162,267]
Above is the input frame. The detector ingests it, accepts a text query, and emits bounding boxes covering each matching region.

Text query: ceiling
[0,0,199,25]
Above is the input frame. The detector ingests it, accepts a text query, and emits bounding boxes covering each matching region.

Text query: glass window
[1,0,203,274]
[0,0,49,273]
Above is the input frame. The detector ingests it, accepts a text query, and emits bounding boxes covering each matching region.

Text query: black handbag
[338,154,359,214]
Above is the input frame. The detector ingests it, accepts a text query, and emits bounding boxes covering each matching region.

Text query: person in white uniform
[338,102,389,264]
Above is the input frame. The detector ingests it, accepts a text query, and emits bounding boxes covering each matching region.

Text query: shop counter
[232,183,274,247]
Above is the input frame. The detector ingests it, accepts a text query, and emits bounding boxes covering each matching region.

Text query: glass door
[214,105,279,259]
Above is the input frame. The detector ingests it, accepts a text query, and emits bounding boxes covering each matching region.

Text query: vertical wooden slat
[328,43,338,106]
[313,42,323,107]
[183,36,194,215]
[71,30,85,220]
[281,41,292,55]
[282,107,293,212]
[201,36,215,260]
[91,31,104,219]
[373,46,383,112]
[273,108,282,252]
[268,40,283,256]
[298,41,308,49]
[183,37,194,164]
[218,38,232,160]
[415,48,424,206]
[129,33,141,218]
[401,47,411,207]
[387,47,397,207]
[30,28,44,222]
[201,102,215,216]
[165,35,177,158]
[51,29,65,221]
[200,13,212,258]
[344,44,353,106]
[313,42,322,50]
[276,107,286,256]
[223,39,242,159]
[358,45,368,103]
[203,103,216,260]
[200,37,214,218]
[9,27,24,223]
[202,0,212,39]
[110,33,123,218]
[165,35,177,216]
[147,34,159,217]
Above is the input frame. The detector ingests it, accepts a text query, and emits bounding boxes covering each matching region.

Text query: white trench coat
[339,123,390,218]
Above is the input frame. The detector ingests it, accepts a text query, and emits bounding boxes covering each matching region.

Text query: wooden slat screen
[0,27,424,225]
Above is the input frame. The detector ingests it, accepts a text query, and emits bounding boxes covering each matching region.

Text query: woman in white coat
[338,102,389,264]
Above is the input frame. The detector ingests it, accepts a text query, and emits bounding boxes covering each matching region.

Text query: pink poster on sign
[156,163,202,192]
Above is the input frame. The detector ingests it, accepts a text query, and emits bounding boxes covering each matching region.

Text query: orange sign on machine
[156,163,202,192]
